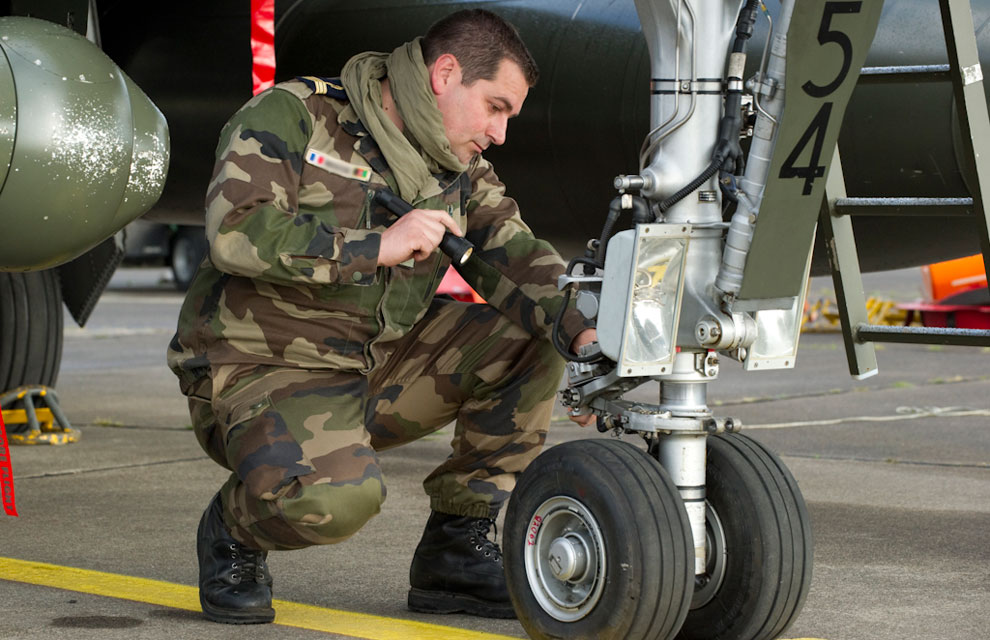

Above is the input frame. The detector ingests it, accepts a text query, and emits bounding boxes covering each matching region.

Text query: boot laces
[468,518,502,562]
[228,542,268,583]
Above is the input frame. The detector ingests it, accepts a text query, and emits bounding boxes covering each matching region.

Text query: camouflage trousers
[184,298,565,551]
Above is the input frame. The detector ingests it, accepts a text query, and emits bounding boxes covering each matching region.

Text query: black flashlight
[373,189,474,266]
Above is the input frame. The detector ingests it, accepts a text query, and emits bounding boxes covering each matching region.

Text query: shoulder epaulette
[296,76,348,99]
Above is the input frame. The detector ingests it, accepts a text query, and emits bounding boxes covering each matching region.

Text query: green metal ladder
[819,0,990,378]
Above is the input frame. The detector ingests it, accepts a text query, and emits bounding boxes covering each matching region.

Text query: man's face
[433,57,529,164]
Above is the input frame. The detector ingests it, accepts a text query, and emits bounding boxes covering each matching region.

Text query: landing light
[598,225,690,376]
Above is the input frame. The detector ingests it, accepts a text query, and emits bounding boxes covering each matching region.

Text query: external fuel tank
[0,16,169,271]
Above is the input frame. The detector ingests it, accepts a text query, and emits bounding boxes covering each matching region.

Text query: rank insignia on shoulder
[296,76,347,99]
[305,149,372,182]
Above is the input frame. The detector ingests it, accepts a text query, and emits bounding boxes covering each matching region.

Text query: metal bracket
[593,397,742,435]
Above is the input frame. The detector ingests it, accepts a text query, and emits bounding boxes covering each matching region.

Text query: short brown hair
[422,9,539,87]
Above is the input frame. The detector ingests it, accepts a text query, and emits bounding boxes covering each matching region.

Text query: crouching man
[168,8,595,624]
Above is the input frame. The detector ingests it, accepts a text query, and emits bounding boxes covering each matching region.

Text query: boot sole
[407,588,516,619]
[201,594,276,624]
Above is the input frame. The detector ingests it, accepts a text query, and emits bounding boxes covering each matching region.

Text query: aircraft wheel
[505,439,693,640]
[169,227,207,292]
[0,269,63,391]
[676,433,813,640]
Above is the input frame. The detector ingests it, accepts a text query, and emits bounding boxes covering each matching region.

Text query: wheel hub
[547,533,591,582]
[524,496,607,622]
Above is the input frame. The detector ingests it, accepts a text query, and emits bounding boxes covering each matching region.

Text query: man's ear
[429,53,461,96]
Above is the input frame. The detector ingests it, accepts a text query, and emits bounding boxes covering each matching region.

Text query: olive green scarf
[340,38,466,202]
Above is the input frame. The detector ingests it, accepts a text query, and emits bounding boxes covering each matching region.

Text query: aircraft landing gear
[508,0,823,633]
[504,433,812,640]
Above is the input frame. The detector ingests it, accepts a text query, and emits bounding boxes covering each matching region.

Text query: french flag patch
[305,149,371,182]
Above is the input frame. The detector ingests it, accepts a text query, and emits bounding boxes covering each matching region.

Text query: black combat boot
[408,511,515,618]
[197,493,275,624]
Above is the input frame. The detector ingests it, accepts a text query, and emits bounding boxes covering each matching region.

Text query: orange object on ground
[901,254,990,329]
[921,254,988,302]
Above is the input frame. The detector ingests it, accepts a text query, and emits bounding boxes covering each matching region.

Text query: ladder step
[858,64,952,84]
[855,323,990,347]
[834,197,973,217]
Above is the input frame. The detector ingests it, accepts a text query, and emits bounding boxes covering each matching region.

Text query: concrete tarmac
[1,267,988,640]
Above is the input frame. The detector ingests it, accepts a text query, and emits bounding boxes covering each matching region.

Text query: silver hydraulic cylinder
[715,1,797,299]
[655,352,712,575]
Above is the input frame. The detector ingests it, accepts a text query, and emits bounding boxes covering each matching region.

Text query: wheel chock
[0,386,79,445]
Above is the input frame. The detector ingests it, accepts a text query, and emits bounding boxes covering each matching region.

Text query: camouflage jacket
[168,77,592,387]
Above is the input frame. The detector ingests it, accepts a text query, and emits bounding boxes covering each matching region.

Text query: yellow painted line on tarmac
[0,556,521,640]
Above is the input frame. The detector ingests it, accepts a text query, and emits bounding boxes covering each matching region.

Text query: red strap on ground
[251,0,276,95]
[0,409,16,517]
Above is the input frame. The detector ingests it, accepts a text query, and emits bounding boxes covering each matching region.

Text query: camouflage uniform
[168,77,591,551]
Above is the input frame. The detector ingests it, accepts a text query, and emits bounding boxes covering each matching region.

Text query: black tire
[505,439,693,640]
[170,227,208,292]
[676,433,813,640]
[0,269,63,391]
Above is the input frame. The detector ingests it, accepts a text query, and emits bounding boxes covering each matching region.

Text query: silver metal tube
[634,0,738,225]
[639,0,689,171]
[660,381,708,413]
[715,0,797,298]
[656,433,708,574]
[655,350,711,574]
